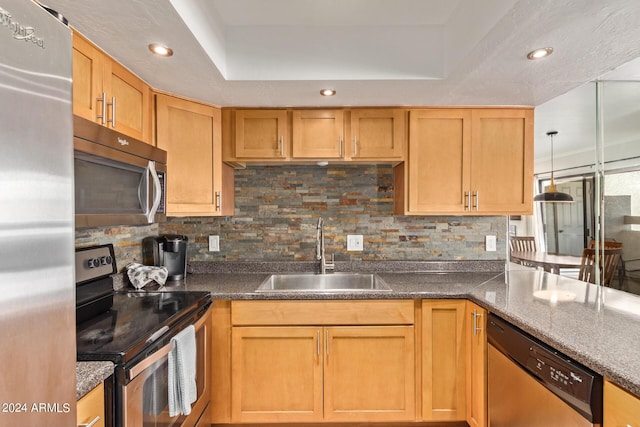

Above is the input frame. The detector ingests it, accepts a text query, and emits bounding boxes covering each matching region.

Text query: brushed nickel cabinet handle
[465,191,471,211]
[78,416,100,427]
[353,135,358,157]
[96,92,107,124]
[339,137,343,157]
[279,135,284,157]
[472,309,483,336]
[473,191,479,211]
[215,191,221,211]
[106,96,116,127]
[325,330,330,356]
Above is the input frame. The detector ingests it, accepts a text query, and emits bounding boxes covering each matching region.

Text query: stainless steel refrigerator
[0,1,75,425]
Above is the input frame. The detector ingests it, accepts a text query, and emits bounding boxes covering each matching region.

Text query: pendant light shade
[534,131,574,203]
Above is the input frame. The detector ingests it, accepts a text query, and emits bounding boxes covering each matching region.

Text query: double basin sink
[256,273,391,292]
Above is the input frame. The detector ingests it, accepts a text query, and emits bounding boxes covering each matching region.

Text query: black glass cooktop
[76,291,210,364]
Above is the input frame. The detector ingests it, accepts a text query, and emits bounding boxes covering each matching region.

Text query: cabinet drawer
[231,300,414,326]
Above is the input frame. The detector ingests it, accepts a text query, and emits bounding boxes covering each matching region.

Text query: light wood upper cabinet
[422,300,467,422]
[348,109,405,160]
[604,379,640,427]
[292,110,345,159]
[406,109,472,213]
[234,110,289,159]
[77,382,105,427]
[155,93,234,217]
[72,32,152,143]
[470,109,533,214]
[466,302,487,427]
[398,108,533,215]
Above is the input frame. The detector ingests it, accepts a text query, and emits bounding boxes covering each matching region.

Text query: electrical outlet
[485,235,497,252]
[209,235,220,252]
[347,235,364,251]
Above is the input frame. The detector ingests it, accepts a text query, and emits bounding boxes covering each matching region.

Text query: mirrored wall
[513,79,640,294]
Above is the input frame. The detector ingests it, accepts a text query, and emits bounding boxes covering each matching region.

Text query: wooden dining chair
[588,240,623,286]
[588,239,623,249]
[578,248,622,287]
[509,236,537,252]
[509,236,537,268]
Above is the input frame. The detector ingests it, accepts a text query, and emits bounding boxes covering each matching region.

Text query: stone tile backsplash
[75,223,158,271]
[160,165,508,262]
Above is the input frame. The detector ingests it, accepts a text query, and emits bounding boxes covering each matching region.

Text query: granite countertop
[76,361,113,400]
[86,261,640,401]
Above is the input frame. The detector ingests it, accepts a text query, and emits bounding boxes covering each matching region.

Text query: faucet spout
[316,217,334,274]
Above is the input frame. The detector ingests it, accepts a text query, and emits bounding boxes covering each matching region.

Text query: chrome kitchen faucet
[316,217,335,274]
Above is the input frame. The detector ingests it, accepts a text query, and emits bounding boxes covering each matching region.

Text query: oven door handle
[128,341,173,381]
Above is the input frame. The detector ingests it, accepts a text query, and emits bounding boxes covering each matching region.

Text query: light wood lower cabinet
[604,379,640,426]
[421,300,467,422]
[77,382,105,427]
[231,326,323,423]
[466,302,487,427]
[229,300,415,423]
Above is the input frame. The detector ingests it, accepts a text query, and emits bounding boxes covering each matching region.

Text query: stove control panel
[75,244,117,284]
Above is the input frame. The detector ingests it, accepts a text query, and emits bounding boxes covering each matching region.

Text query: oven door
[119,308,210,427]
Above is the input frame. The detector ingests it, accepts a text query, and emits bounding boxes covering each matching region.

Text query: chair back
[588,240,623,250]
[578,248,622,286]
[509,236,537,252]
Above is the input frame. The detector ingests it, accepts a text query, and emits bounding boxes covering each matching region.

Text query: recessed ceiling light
[149,43,173,57]
[527,47,553,60]
[320,89,336,96]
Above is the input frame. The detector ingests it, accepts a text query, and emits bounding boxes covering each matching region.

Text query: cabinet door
[103,59,152,143]
[466,302,487,427]
[470,109,533,214]
[72,33,104,124]
[408,110,471,214]
[422,300,466,421]
[156,94,232,216]
[235,110,288,159]
[324,326,415,422]
[231,327,323,423]
[604,379,640,427]
[292,110,344,158]
[77,382,105,427]
[349,109,405,160]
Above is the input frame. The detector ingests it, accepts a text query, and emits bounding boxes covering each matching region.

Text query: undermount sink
[256,273,392,292]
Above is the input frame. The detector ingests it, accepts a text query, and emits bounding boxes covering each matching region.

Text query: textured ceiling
[43,0,640,109]
[41,0,640,169]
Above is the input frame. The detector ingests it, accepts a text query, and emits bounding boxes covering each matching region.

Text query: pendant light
[534,131,574,202]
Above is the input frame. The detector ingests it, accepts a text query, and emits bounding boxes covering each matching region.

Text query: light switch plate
[485,235,497,252]
[347,235,364,251]
[209,235,220,252]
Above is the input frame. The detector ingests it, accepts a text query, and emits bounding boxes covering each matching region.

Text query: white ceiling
[42,0,640,170]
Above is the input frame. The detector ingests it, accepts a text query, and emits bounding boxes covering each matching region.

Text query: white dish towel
[168,325,197,417]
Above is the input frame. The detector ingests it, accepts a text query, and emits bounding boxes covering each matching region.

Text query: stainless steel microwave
[73,116,167,227]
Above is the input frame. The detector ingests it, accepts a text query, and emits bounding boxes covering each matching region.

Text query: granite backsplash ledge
[189,260,506,274]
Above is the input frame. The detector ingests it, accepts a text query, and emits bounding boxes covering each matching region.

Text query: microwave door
[74,151,152,227]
